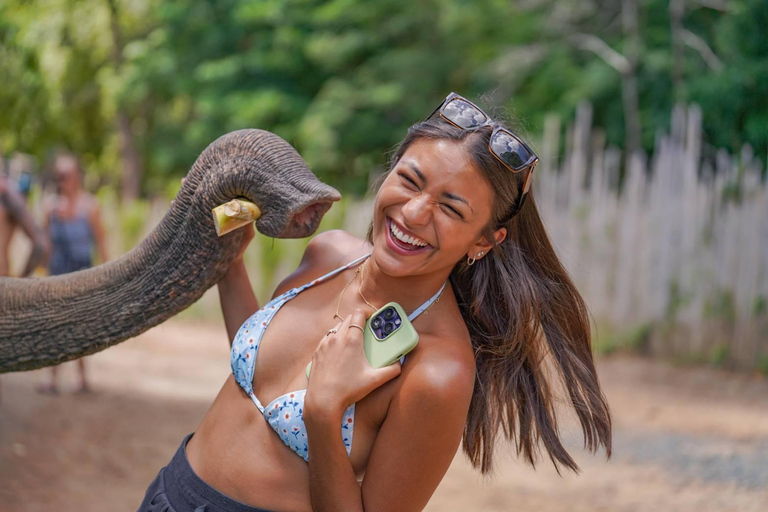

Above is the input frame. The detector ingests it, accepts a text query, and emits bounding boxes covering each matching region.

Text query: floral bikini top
[230,252,446,462]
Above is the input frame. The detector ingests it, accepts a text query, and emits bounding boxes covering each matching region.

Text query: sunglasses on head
[425,92,538,217]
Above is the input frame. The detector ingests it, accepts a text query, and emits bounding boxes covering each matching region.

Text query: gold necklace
[358,259,444,315]
[357,260,379,312]
[422,286,444,315]
[333,265,363,321]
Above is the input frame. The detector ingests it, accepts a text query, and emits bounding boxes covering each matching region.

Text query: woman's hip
[137,434,273,512]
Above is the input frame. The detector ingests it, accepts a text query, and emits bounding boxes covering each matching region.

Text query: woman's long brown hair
[367,118,612,474]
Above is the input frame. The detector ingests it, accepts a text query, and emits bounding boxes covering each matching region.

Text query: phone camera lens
[382,307,396,320]
[371,317,383,329]
[383,322,395,335]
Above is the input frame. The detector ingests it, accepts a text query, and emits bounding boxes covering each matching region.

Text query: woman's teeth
[390,220,428,247]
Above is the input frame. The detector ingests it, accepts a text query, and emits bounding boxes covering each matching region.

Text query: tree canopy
[1,0,765,197]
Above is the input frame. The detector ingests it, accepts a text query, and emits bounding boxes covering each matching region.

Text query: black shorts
[138,434,273,512]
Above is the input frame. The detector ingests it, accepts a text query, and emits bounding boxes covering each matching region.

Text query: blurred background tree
[1,0,765,197]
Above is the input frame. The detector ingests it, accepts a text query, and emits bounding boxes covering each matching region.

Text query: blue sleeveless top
[230,252,446,462]
[48,210,93,275]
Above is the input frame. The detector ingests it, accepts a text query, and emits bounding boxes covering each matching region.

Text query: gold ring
[349,323,364,332]
[325,328,338,336]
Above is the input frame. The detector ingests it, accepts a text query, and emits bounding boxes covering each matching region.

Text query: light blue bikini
[230,252,446,462]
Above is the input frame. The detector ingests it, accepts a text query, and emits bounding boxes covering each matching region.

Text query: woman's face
[53,157,80,195]
[371,137,502,277]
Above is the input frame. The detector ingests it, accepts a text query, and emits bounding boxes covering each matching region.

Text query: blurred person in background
[36,153,108,394]
[0,167,47,278]
[0,158,49,403]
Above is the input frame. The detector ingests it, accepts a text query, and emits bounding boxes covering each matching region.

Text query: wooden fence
[532,103,768,368]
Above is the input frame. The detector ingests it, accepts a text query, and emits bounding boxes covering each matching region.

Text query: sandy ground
[1,321,767,512]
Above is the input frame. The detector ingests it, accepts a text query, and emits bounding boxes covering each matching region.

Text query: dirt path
[1,321,767,512]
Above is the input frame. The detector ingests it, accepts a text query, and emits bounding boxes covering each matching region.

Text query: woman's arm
[304,309,475,511]
[358,353,474,511]
[218,259,259,343]
[304,309,401,511]
[305,405,362,510]
[217,224,259,343]
[218,228,347,344]
[1,184,48,277]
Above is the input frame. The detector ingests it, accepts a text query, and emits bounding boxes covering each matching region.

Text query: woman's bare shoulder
[77,192,99,212]
[309,229,369,262]
[412,334,474,390]
[391,313,476,414]
[270,230,370,298]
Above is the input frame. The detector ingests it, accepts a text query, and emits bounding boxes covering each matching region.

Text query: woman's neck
[356,254,450,315]
[61,189,81,204]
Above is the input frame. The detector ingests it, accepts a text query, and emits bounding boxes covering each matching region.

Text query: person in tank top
[37,153,109,395]
[139,93,612,512]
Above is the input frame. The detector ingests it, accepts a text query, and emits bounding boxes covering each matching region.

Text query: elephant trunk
[0,129,340,373]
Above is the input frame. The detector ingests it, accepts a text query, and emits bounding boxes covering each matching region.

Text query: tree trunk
[106,0,143,202]
[622,0,643,159]
[670,0,685,100]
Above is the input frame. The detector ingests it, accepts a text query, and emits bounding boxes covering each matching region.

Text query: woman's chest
[52,197,88,219]
[248,288,394,473]
[251,290,341,397]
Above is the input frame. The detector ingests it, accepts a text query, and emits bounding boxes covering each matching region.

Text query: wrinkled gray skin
[0,129,340,373]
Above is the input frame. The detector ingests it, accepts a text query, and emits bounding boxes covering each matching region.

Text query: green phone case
[305,302,419,379]
[362,302,419,368]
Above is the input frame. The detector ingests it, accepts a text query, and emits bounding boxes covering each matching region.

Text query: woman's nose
[401,195,432,226]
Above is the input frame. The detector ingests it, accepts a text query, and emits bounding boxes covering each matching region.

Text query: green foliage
[1,0,767,195]
[663,279,692,328]
[709,344,730,367]
[752,295,766,318]
[593,322,653,355]
[119,200,151,250]
[721,180,742,205]
[757,354,768,376]
[688,0,768,156]
[257,235,288,301]
[704,289,737,324]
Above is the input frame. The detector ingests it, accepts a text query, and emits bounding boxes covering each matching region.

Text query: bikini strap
[407,280,447,322]
[291,252,371,293]
[298,250,445,320]
[325,252,371,277]
[397,280,447,365]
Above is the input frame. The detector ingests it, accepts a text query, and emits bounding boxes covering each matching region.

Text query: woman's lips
[385,217,432,255]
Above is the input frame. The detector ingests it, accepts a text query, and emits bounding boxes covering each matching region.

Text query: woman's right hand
[305,309,402,419]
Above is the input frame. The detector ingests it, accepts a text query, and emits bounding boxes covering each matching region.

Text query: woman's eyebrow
[403,161,474,213]
[404,161,427,185]
[443,192,474,213]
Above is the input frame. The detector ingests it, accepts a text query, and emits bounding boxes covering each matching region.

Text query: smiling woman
[138,94,612,512]
[366,115,612,474]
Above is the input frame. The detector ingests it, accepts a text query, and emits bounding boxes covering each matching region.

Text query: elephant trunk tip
[279,199,337,238]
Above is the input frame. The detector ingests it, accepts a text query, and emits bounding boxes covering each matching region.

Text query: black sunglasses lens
[442,98,488,129]
[490,130,531,170]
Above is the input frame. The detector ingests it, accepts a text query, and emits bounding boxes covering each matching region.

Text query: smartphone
[305,302,419,378]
